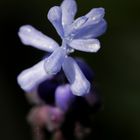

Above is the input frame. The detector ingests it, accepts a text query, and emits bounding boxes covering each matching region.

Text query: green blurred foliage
[0,0,140,140]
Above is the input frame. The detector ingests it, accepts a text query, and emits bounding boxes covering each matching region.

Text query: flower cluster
[17,0,107,96]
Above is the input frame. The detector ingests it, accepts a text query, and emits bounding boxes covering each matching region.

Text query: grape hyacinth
[17,0,107,96]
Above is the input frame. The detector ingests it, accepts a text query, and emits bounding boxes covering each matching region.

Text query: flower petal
[62,57,90,96]
[44,47,67,75]
[18,25,59,52]
[67,8,106,39]
[85,8,105,23]
[75,19,107,39]
[68,19,107,39]
[61,0,77,27]
[17,59,52,92]
[47,6,64,38]
[69,38,100,52]
[55,84,75,112]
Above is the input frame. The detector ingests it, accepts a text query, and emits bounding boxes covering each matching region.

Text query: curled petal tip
[17,70,36,92]
[86,7,105,22]
[61,0,77,26]
[71,79,90,96]
[18,25,33,44]
[18,25,31,35]
[47,6,64,37]
[48,6,62,21]
[62,57,91,96]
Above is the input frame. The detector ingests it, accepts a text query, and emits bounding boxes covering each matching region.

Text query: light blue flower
[17,0,107,96]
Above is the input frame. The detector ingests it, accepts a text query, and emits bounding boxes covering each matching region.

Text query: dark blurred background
[0,0,140,139]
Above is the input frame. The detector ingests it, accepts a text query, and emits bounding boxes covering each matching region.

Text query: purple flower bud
[55,84,75,112]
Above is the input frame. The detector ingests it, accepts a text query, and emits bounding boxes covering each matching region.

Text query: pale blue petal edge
[74,19,107,39]
[18,25,59,52]
[61,0,77,28]
[62,56,90,96]
[17,59,52,92]
[47,6,64,38]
